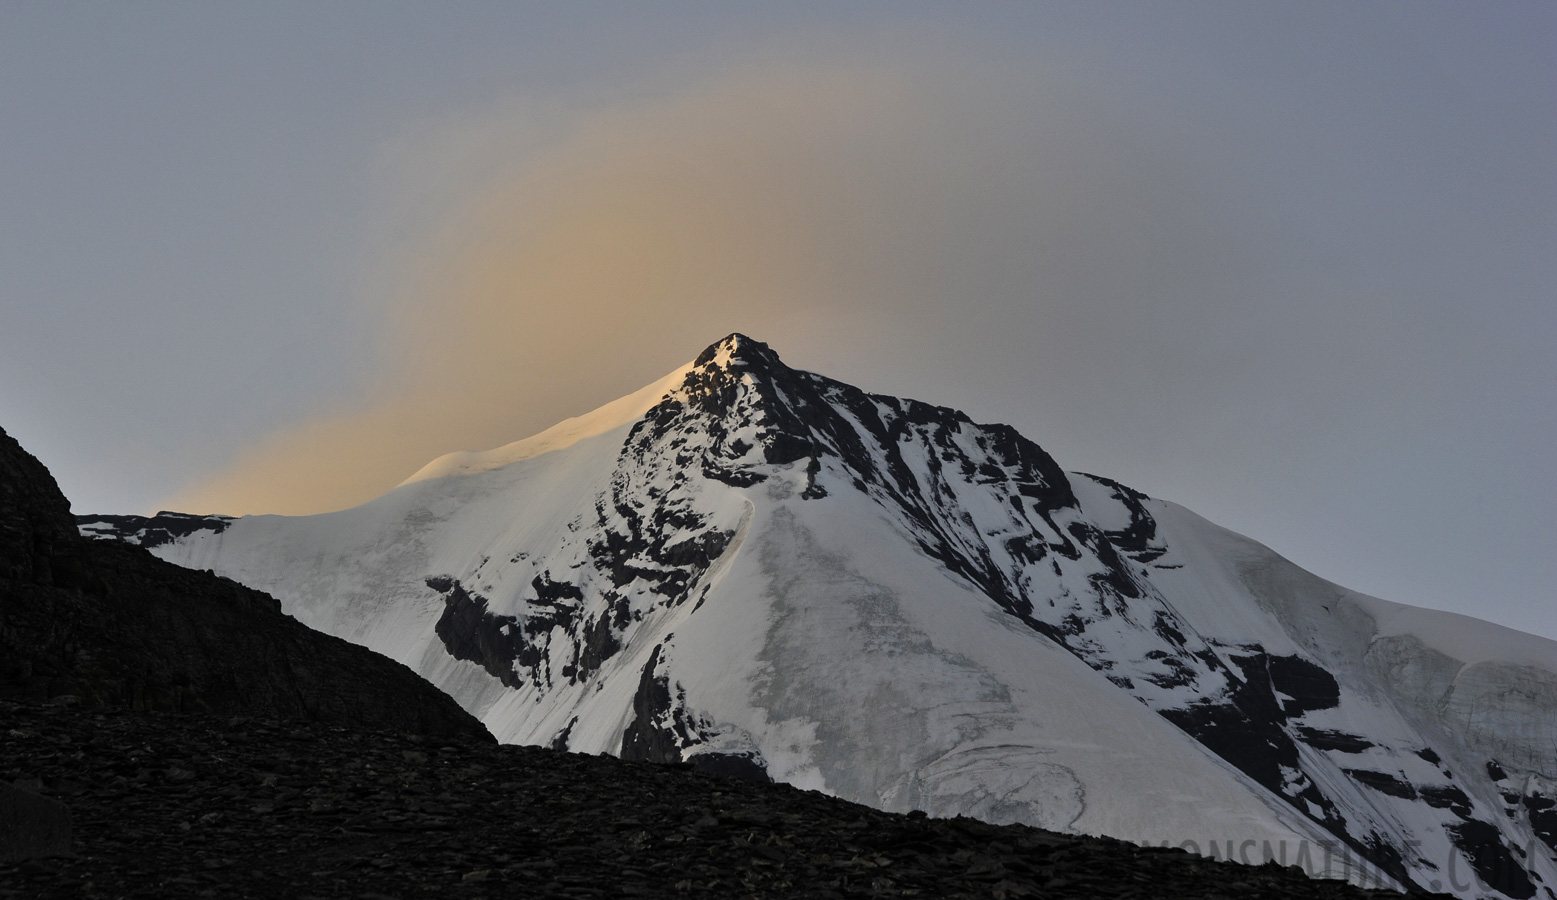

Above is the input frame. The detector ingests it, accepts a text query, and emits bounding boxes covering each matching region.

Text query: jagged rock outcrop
[0,425,489,740]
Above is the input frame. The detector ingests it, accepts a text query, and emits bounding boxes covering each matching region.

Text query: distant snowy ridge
[85,334,1557,899]
[397,362,695,486]
[77,510,234,549]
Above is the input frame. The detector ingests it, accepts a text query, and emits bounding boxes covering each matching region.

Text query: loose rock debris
[0,699,1440,899]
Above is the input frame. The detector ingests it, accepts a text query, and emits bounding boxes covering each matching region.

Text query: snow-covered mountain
[82,334,1557,898]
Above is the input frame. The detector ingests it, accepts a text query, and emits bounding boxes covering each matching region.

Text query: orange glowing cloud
[167,46,1218,517]
[167,62,948,515]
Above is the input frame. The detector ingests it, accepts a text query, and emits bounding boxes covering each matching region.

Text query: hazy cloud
[170,49,1232,515]
[11,8,1550,638]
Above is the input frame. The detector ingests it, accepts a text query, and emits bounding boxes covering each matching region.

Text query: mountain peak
[83,336,1557,897]
[400,335,788,489]
[692,333,785,373]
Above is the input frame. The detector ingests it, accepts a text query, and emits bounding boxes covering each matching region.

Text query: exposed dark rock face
[1526,794,1557,855]
[620,644,773,784]
[1483,760,1557,881]
[0,425,488,740]
[0,698,1434,899]
[1446,820,1537,899]
[1419,786,1474,819]
[429,578,524,689]
[1346,770,1420,801]
[1268,653,1343,713]
[620,644,681,765]
[1299,728,1378,754]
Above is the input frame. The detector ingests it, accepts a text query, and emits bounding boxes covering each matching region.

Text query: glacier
[82,334,1557,898]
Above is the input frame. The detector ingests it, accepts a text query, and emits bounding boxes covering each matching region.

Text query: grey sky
[2,3,1553,641]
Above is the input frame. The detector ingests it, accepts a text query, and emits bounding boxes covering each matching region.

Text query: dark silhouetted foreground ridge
[0,424,487,739]
[0,697,1434,899]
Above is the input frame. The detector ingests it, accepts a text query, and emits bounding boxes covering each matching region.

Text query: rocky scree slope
[0,425,487,739]
[0,697,1433,899]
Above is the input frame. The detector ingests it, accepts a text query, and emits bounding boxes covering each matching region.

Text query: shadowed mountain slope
[0,425,489,740]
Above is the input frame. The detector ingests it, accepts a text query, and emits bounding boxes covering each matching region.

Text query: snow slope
[82,334,1557,898]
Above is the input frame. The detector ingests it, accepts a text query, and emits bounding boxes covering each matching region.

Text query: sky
[2,3,1553,640]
